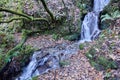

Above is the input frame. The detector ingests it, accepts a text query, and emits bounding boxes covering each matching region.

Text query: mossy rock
[100,21,110,30]
[63,33,80,41]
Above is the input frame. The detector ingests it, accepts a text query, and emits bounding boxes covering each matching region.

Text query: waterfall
[80,0,110,42]
[16,52,39,80]
[93,0,110,12]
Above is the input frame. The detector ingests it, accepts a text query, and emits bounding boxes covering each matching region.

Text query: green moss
[32,76,38,80]
[63,33,80,41]
[59,60,70,67]
[19,45,34,66]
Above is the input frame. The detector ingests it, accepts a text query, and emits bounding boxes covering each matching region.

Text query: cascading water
[93,0,110,12]
[80,0,110,42]
[16,43,79,80]
[16,0,110,80]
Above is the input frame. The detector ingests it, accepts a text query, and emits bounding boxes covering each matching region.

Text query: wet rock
[0,58,21,80]
[116,48,120,53]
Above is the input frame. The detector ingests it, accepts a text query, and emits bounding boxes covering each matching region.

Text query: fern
[101,10,120,21]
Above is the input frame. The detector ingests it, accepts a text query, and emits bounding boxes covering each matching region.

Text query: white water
[16,0,110,79]
[16,52,39,80]
[80,0,110,42]
[16,43,79,80]
[94,0,110,12]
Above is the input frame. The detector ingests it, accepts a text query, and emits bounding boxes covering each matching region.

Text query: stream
[16,0,110,80]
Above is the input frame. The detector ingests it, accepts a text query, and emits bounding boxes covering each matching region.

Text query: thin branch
[40,0,55,21]
[61,0,68,17]
[0,7,32,20]
[33,17,49,24]
[0,17,28,23]
[0,17,49,25]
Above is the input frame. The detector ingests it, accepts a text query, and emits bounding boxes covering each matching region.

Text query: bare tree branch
[0,7,32,20]
[40,0,55,21]
[0,17,28,23]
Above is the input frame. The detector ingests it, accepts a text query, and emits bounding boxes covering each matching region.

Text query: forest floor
[1,0,120,80]
[14,27,120,80]
[14,34,103,80]
[14,0,120,80]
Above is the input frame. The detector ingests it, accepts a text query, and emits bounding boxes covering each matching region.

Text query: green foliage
[100,0,120,30]
[97,56,117,70]
[104,72,118,80]
[32,76,38,80]
[0,0,24,11]
[0,31,14,54]
[0,28,34,70]
[86,52,93,59]
[77,3,87,15]
[19,45,34,65]
[85,47,96,59]
[100,21,110,30]
[59,60,70,67]
[0,44,34,70]
[103,0,120,14]
[0,32,11,66]
[86,48,118,70]
[88,47,96,55]
[88,56,118,70]
[52,34,61,40]
[76,0,92,13]
[63,33,80,41]
[0,0,25,33]
[104,72,112,80]
[79,43,84,50]
[0,0,9,7]
[101,10,120,21]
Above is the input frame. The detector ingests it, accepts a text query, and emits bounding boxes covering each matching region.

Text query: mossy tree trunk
[0,0,55,23]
